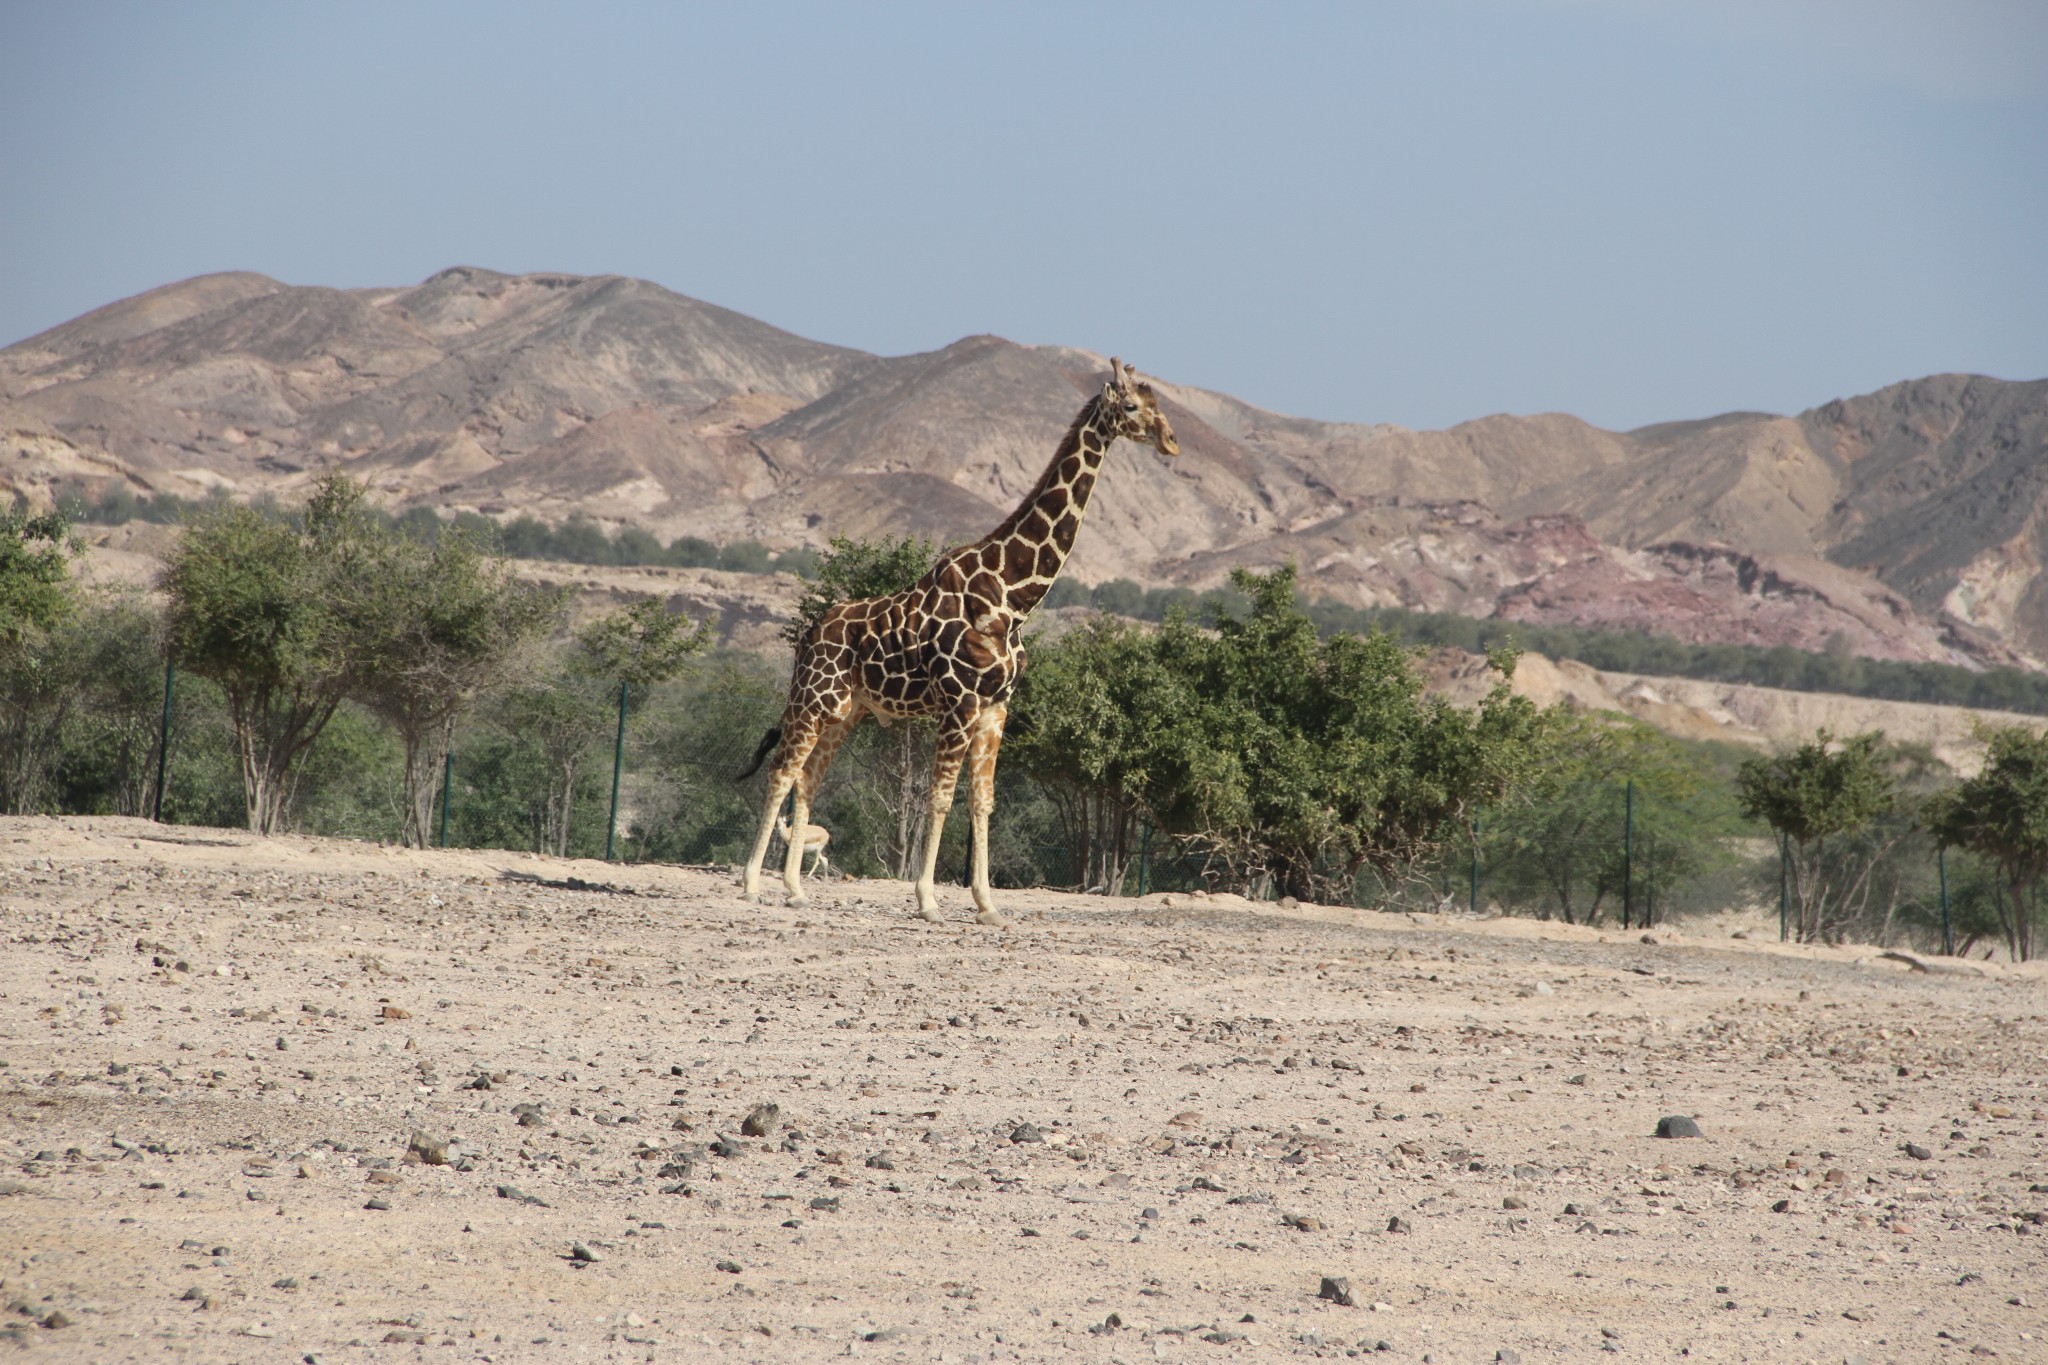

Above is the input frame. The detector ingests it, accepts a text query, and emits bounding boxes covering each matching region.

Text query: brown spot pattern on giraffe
[1001,541,1034,585]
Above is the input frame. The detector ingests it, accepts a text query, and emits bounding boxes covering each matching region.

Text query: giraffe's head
[1104,358,1180,458]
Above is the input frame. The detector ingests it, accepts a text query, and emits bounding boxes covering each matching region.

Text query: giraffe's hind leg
[965,702,1009,928]
[741,722,814,904]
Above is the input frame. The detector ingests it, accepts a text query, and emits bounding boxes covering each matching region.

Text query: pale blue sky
[3,1,2043,430]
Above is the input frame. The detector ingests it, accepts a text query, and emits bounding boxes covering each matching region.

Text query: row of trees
[1475,710,1747,927]
[1016,579,2048,959]
[1009,565,1548,902]
[1043,576,2048,717]
[1739,726,2048,961]
[6,502,2046,958]
[7,481,707,846]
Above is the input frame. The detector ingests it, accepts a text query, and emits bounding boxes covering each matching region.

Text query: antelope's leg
[785,711,855,903]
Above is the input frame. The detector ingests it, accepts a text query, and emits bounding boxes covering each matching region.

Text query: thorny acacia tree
[0,506,79,650]
[1004,611,1197,892]
[1927,724,2048,961]
[160,480,368,833]
[490,596,707,858]
[340,513,563,848]
[1736,729,1900,943]
[1012,565,1550,902]
[1483,711,1736,926]
[1177,566,1549,901]
[0,506,84,812]
[57,592,168,818]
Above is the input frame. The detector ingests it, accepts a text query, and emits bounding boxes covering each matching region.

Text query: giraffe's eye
[1122,401,1139,413]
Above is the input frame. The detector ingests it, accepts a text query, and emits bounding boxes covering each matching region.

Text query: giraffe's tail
[735,727,782,781]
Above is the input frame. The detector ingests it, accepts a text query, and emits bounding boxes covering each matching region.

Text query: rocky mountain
[3,267,2042,666]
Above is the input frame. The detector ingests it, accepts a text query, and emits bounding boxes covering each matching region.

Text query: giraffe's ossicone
[739,358,1180,924]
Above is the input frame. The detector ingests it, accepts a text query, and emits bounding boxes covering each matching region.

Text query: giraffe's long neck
[979,396,1117,621]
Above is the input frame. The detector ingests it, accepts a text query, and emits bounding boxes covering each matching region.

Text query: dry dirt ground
[2,816,2045,1364]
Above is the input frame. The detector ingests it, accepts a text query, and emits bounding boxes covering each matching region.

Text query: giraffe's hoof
[916,906,945,924]
[975,911,1012,930]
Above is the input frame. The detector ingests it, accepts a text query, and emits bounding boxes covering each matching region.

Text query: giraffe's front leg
[965,702,1009,928]
[913,711,974,923]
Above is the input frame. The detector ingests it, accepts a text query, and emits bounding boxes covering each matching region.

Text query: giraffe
[740,358,1180,925]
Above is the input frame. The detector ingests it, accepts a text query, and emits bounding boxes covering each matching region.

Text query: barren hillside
[5,267,2044,663]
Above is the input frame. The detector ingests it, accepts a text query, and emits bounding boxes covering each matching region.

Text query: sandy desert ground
[2,815,2045,1364]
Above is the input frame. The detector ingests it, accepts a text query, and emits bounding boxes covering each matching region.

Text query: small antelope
[775,816,833,879]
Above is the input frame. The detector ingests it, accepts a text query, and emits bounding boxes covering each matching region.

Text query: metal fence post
[1644,832,1655,928]
[151,658,175,822]
[1778,832,1790,942]
[438,748,453,849]
[605,679,628,862]
[1938,845,1952,956]
[1469,815,1481,914]
[1622,778,1634,930]
[1622,785,1638,933]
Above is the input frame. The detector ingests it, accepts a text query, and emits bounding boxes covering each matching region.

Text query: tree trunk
[1049,785,1091,891]
[113,716,155,817]
[885,723,935,880]
[2023,883,2037,963]
[0,705,56,814]
[1999,875,2030,963]
[2024,883,2037,963]
[547,756,579,858]
[1790,842,1830,944]
[896,725,915,879]
[231,689,274,833]
[398,714,453,850]
[242,741,283,834]
[1090,796,1120,893]
[226,682,337,836]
